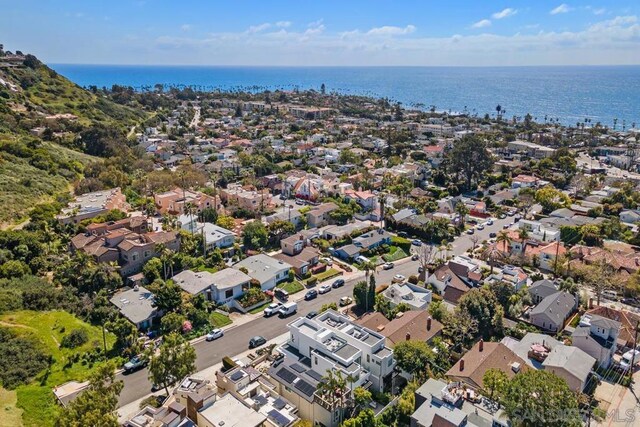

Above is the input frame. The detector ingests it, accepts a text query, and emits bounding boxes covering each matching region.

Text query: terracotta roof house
[446,340,529,390]
[356,311,443,348]
[585,306,640,349]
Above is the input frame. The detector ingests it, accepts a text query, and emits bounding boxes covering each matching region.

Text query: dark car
[489,232,497,238]
[332,279,345,288]
[249,336,267,349]
[304,289,318,300]
[306,310,319,319]
[397,231,409,238]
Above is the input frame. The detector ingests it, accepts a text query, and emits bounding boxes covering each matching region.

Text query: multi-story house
[220,184,273,213]
[572,314,621,368]
[56,187,130,225]
[154,188,221,215]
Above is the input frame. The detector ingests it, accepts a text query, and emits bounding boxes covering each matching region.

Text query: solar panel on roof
[294,379,316,397]
[276,368,296,384]
[230,371,244,381]
[254,394,268,406]
[290,363,306,373]
[267,409,291,427]
[273,397,287,410]
[306,370,322,381]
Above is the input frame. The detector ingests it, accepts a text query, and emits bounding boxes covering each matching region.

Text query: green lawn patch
[209,312,232,328]
[248,301,273,314]
[16,384,58,427]
[314,268,341,282]
[277,281,304,294]
[0,387,23,427]
[382,247,409,262]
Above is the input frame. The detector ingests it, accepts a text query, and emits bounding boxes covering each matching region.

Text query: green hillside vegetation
[0,53,148,227]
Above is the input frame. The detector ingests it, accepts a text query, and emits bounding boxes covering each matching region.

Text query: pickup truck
[124,355,146,373]
[264,302,282,317]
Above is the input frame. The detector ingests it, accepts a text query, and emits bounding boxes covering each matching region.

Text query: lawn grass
[277,281,305,294]
[383,246,409,262]
[209,312,232,328]
[0,387,23,427]
[248,301,273,314]
[0,310,118,427]
[314,268,341,282]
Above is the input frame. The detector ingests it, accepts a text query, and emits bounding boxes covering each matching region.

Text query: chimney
[589,298,594,309]
[479,339,484,352]
[459,359,465,371]
[427,316,432,331]
[406,333,411,341]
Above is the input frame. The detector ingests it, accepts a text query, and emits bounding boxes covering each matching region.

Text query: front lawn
[209,312,232,328]
[314,268,341,282]
[248,301,273,314]
[382,246,409,262]
[277,281,305,294]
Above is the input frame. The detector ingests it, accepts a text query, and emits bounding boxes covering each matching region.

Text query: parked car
[274,288,289,301]
[305,289,318,300]
[418,266,424,274]
[502,224,510,229]
[412,239,423,246]
[383,262,394,270]
[489,232,497,238]
[498,214,507,219]
[306,310,319,319]
[123,356,146,373]
[487,219,494,226]
[205,328,224,341]
[507,211,516,217]
[319,284,332,294]
[249,336,267,349]
[320,257,333,266]
[411,254,419,261]
[393,274,406,283]
[397,231,409,238]
[332,279,345,288]
[340,296,353,306]
[264,302,283,317]
[466,228,475,235]
[476,224,485,230]
[622,297,640,308]
[295,199,305,205]
[272,353,285,367]
[620,349,640,370]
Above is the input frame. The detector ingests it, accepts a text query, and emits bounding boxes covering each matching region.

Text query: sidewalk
[116,332,291,423]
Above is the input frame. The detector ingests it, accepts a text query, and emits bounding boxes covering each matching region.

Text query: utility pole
[629,321,640,382]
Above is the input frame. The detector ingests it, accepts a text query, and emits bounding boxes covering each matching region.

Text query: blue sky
[1,0,639,65]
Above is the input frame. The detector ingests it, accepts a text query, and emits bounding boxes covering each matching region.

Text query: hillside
[0,53,147,226]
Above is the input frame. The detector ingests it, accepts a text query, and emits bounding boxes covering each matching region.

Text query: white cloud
[247,23,271,33]
[550,4,572,15]
[275,21,291,28]
[471,19,492,29]
[492,8,517,20]
[366,25,416,36]
[181,24,191,32]
[593,8,606,16]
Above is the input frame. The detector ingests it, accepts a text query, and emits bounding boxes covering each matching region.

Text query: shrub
[307,277,318,286]
[60,328,89,349]
[408,275,419,284]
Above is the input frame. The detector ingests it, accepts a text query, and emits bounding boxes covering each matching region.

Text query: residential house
[265,208,304,229]
[344,190,378,210]
[528,291,577,333]
[529,279,559,304]
[123,402,193,427]
[57,187,130,225]
[178,215,236,250]
[502,332,596,392]
[306,203,338,228]
[572,314,621,368]
[172,268,252,305]
[274,234,321,278]
[507,140,556,158]
[445,340,528,391]
[620,209,640,225]
[319,222,370,240]
[332,244,361,262]
[234,254,292,291]
[110,286,159,330]
[585,306,640,350]
[411,378,510,427]
[220,184,273,213]
[427,265,473,304]
[511,174,539,188]
[356,311,443,348]
[381,283,432,311]
[352,229,392,251]
[155,188,221,215]
[484,265,528,291]
[518,219,561,242]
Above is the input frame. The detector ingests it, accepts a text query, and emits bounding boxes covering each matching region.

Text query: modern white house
[382,283,432,310]
[178,215,236,250]
[518,220,560,242]
[572,314,621,368]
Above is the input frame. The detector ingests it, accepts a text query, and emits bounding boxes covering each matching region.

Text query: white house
[233,254,291,291]
[172,268,252,305]
[572,314,620,368]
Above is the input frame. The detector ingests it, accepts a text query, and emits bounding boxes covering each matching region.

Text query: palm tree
[362,261,376,282]
[496,230,512,254]
[517,228,529,254]
[317,370,348,423]
[483,244,503,275]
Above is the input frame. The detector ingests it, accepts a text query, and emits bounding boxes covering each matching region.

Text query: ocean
[51,64,640,128]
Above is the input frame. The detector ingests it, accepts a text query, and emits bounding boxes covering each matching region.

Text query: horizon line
[49,63,640,68]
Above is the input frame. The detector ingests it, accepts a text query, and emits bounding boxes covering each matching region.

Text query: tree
[353,280,375,312]
[107,317,138,354]
[457,286,503,340]
[320,83,326,95]
[160,312,187,333]
[496,230,512,254]
[243,220,268,249]
[535,186,571,214]
[352,386,372,411]
[142,257,163,282]
[447,135,493,190]
[483,368,508,401]
[393,340,434,380]
[455,202,469,228]
[56,362,123,427]
[316,370,348,422]
[444,309,478,351]
[147,333,196,395]
[579,261,613,306]
[153,280,183,313]
[428,300,447,322]
[268,219,295,243]
[216,215,235,230]
[342,409,382,427]
[502,370,581,427]
[517,228,529,254]
[517,189,536,219]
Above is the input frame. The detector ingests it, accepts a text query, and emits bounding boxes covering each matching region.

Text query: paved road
[117,259,420,405]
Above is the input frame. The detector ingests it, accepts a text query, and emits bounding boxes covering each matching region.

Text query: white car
[206,328,223,341]
[487,219,494,226]
[264,302,283,317]
[321,257,333,266]
[392,274,406,283]
[319,284,332,294]
[476,224,485,230]
[382,262,394,270]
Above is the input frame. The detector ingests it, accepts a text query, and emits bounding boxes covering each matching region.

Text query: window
[315,356,318,365]
[225,289,233,299]
[387,358,393,367]
[366,354,370,363]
